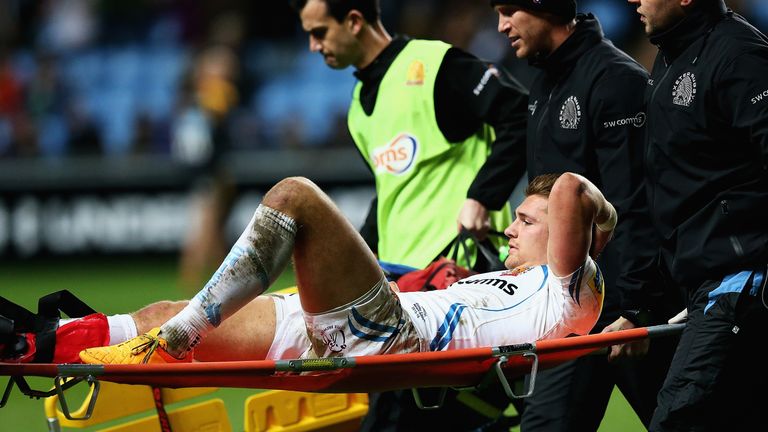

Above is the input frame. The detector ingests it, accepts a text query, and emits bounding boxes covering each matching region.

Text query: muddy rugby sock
[160,205,297,358]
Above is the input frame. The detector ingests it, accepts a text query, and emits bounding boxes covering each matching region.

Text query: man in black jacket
[492,1,680,430]
[628,0,768,430]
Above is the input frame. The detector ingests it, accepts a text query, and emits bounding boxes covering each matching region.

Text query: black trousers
[649,268,768,432]
[359,387,520,432]
[519,329,678,431]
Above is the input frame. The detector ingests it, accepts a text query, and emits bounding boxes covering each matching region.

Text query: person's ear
[680,0,694,7]
[345,10,365,35]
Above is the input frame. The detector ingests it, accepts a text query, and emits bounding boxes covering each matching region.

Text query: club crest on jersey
[672,72,697,107]
[371,133,418,175]
[559,96,582,129]
[406,60,425,86]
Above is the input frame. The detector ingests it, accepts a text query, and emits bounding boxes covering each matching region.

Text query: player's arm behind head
[546,173,617,277]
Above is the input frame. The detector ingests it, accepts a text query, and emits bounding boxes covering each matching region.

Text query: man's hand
[590,228,613,260]
[668,308,687,324]
[458,198,490,240]
[590,201,616,259]
[601,317,649,361]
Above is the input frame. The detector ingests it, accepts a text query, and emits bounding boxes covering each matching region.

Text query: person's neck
[547,20,577,56]
[649,0,727,60]
[355,21,392,70]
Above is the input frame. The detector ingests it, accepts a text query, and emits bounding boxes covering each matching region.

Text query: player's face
[627,0,686,36]
[503,195,549,269]
[495,6,557,59]
[300,0,360,69]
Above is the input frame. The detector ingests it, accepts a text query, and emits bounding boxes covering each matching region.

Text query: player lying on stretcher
[1,172,614,365]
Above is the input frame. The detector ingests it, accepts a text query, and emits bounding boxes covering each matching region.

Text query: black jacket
[646,1,768,288]
[527,15,659,324]
[356,37,529,251]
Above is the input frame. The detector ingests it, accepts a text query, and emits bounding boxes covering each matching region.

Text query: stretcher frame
[0,323,683,420]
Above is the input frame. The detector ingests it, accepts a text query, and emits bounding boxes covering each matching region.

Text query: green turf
[0,256,646,432]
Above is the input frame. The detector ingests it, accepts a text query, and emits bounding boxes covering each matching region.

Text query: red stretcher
[0,324,682,420]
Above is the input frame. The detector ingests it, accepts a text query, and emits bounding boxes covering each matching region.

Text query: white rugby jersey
[397,258,604,351]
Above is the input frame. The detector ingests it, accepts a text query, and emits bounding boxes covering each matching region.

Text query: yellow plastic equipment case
[44,381,230,432]
[244,391,369,432]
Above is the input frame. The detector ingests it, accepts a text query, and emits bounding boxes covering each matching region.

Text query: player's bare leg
[81,176,382,363]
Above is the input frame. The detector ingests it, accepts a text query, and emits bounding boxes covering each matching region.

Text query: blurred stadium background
[0,0,765,431]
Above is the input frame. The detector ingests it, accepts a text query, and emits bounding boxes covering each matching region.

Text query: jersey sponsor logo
[501,266,533,277]
[455,277,519,295]
[406,60,425,86]
[672,72,697,107]
[603,112,646,129]
[372,133,418,175]
[751,88,768,105]
[473,65,499,96]
[559,96,582,129]
[320,325,347,353]
[410,303,428,321]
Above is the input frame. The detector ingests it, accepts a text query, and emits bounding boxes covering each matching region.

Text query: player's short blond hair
[525,173,562,198]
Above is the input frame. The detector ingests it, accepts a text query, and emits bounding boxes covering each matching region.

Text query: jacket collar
[353,36,409,84]
[531,14,603,75]
[650,0,727,61]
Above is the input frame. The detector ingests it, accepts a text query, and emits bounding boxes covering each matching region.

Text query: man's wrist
[620,309,652,327]
[596,205,617,232]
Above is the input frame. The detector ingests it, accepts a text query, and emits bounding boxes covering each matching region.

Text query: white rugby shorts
[265,277,421,359]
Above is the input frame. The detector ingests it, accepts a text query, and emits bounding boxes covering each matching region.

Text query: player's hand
[668,308,687,324]
[590,201,616,259]
[601,317,649,361]
[590,225,614,260]
[458,199,490,240]
[388,281,400,293]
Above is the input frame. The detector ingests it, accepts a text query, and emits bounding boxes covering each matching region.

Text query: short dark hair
[525,173,562,198]
[290,0,380,23]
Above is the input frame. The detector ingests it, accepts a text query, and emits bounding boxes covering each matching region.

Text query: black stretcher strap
[0,290,96,363]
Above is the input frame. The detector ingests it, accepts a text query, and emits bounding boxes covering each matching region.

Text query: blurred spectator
[0,52,23,122]
[0,52,21,157]
[37,0,98,53]
[0,1,763,160]
[173,21,244,292]
[25,52,70,158]
[0,50,32,157]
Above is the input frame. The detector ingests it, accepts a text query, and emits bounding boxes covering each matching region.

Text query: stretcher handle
[495,353,538,399]
[54,375,100,421]
[411,387,448,410]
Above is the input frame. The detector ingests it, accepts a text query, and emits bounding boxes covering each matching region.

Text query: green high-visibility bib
[348,39,512,268]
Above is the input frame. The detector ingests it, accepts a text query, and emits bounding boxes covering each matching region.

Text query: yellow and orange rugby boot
[79,328,190,365]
